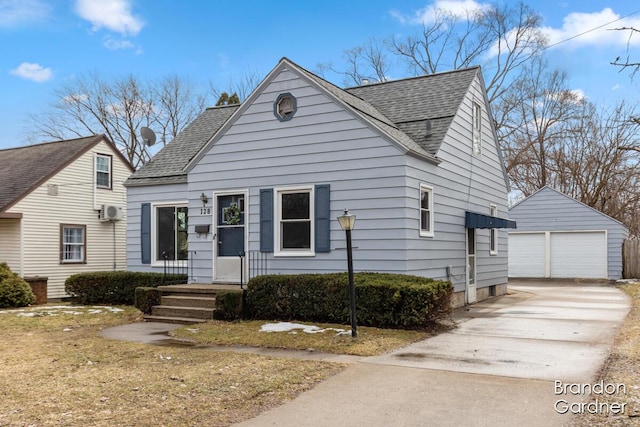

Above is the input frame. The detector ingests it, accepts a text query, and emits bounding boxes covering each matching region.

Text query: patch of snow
[260,322,347,335]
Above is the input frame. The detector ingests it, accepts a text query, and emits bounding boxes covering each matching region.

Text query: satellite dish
[140,126,157,147]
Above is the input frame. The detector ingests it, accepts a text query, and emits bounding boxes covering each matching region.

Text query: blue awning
[465,211,517,229]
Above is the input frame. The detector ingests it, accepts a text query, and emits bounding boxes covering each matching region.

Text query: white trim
[213,189,249,282]
[472,100,482,157]
[489,204,498,255]
[508,230,608,279]
[419,184,434,238]
[274,185,315,257]
[150,200,188,267]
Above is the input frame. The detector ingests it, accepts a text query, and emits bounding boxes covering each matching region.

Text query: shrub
[213,290,245,321]
[65,271,186,305]
[135,287,162,314]
[246,272,452,329]
[0,262,36,308]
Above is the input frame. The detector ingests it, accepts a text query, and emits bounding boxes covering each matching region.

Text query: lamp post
[337,209,357,338]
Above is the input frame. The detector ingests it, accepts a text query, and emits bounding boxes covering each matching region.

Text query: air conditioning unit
[100,204,123,221]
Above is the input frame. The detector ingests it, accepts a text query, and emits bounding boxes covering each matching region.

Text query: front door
[214,193,246,282]
[466,228,477,303]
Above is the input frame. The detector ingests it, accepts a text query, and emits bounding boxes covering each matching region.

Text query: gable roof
[187,58,481,171]
[509,185,627,228]
[345,67,479,155]
[0,134,131,212]
[125,105,239,187]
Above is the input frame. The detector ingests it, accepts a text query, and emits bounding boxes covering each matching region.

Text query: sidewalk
[101,281,630,426]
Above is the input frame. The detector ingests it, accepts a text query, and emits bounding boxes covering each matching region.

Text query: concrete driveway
[236,280,630,427]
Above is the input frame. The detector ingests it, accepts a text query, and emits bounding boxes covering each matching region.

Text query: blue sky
[1,0,640,149]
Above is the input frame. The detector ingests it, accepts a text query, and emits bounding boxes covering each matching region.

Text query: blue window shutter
[260,189,274,252]
[315,184,330,252]
[141,203,151,264]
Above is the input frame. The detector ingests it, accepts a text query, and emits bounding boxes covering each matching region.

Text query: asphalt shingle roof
[127,59,480,186]
[0,135,106,212]
[346,67,479,155]
[125,105,238,187]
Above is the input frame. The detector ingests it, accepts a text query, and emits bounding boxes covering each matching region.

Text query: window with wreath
[155,205,188,262]
[60,224,86,263]
[96,154,112,189]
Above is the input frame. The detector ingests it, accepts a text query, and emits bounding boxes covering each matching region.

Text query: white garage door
[509,231,607,279]
[550,231,607,278]
[509,233,545,277]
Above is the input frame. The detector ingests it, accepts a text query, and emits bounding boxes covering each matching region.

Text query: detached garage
[508,186,628,280]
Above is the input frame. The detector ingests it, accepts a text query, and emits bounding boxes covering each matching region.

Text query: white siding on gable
[509,187,628,279]
[5,140,130,299]
[188,68,410,281]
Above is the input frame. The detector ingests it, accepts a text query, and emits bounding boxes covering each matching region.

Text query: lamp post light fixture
[337,209,357,338]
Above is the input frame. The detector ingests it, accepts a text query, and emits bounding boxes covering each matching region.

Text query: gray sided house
[125,57,515,307]
[508,186,628,280]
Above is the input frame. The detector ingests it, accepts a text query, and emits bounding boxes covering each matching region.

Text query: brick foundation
[23,276,48,305]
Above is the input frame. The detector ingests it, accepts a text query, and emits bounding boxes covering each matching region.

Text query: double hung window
[61,224,86,263]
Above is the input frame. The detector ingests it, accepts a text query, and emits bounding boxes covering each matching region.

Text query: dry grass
[171,320,432,357]
[572,283,640,426]
[0,305,344,426]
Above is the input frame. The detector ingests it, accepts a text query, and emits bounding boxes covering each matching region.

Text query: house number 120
[200,208,211,215]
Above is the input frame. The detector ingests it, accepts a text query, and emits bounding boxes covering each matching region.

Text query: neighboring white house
[125,57,516,307]
[0,135,134,300]
[508,186,628,280]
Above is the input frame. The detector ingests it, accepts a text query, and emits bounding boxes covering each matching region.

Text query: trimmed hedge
[246,272,453,329]
[135,287,162,314]
[213,290,244,321]
[65,271,187,305]
[0,262,36,308]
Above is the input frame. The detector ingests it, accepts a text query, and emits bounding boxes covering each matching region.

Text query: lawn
[171,320,432,356]
[0,306,344,426]
[0,305,430,426]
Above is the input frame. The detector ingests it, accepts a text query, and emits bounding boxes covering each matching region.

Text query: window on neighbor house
[155,205,188,262]
[420,184,434,237]
[96,154,112,189]
[276,187,313,255]
[60,224,86,263]
[490,204,498,255]
[472,101,482,157]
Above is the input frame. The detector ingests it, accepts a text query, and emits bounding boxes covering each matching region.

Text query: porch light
[200,192,208,206]
[337,209,357,338]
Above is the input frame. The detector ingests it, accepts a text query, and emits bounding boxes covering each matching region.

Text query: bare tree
[317,38,393,86]
[558,101,640,236]
[209,69,262,103]
[385,1,547,104]
[29,72,207,168]
[611,26,640,76]
[498,57,586,194]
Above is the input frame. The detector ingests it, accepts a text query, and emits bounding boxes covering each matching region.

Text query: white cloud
[391,0,489,25]
[10,62,53,82]
[103,36,134,50]
[74,0,144,36]
[0,0,51,27]
[542,8,640,49]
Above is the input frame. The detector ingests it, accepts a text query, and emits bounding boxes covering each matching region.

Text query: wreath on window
[224,203,241,225]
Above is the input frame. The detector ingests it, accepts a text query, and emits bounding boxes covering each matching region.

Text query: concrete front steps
[144,283,243,325]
